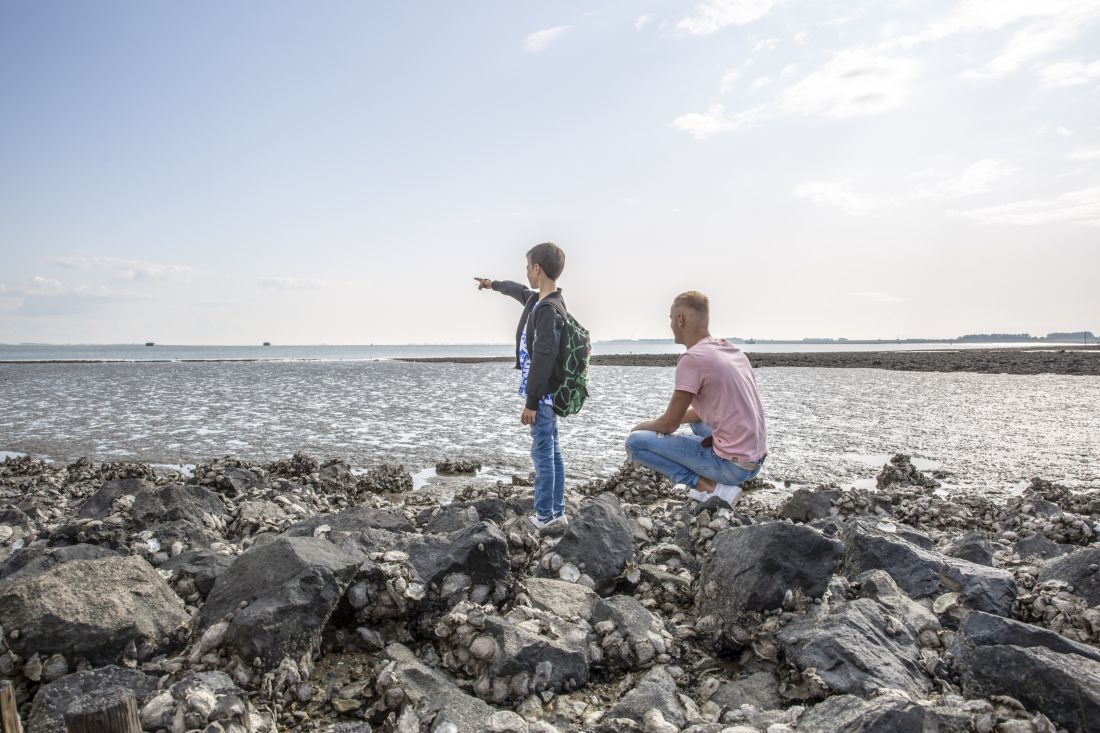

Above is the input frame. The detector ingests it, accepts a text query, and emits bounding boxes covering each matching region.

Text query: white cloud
[749,75,773,92]
[635,15,652,31]
[51,255,196,281]
[677,47,918,139]
[523,26,572,53]
[744,47,918,123]
[256,277,355,290]
[962,20,1084,79]
[1067,147,1100,161]
[793,29,808,45]
[752,37,777,53]
[793,181,887,216]
[852,291,909,303]
[1041,60,1100,88]
[670,105,735,140]
[894,0,1100,45]
[0,276,136,316]
[677,0,775,36]
[886,0,1100,80]
[720,68,743,92]
[954,186,1100,226]
[918,159,1018,198]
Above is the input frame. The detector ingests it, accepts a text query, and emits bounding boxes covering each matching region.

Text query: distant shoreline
[399,345,1100,376]
[2,345,1098,375]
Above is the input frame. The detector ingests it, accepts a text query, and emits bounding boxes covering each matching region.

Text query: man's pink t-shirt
[674,337,767,462]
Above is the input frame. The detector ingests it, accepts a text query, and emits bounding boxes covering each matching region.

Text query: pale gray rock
[0,556,187,665]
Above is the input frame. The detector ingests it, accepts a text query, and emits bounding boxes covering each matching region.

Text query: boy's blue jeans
[625,422,762,489]
[530,402,566,521]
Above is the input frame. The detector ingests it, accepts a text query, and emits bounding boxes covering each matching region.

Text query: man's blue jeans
[625,422,762,489]
[530,402,565,521]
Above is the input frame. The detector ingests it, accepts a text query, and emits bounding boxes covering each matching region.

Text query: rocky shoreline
[2,452,1100,732]
[400,346,1100,376]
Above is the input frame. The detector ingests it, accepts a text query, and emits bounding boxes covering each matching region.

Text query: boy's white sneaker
[552,514,569,527]
[712,483,743,506]
[530,515,556,531]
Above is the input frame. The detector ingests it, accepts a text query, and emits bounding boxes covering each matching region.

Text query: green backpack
[542,299,591,417]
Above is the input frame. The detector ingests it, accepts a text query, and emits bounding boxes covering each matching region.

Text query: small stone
[331,698,361,713]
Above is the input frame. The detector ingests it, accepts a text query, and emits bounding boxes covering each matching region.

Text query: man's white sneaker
[552,514,569,527]
[688,488,712,502]
[712,483,743,506]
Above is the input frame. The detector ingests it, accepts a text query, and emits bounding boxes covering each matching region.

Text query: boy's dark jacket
[491,280,565,411]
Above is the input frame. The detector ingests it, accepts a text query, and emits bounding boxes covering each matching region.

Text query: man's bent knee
[625,430,649,457]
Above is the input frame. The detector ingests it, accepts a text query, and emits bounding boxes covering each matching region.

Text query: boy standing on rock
[475,243,569,530]
[626,291,767,507]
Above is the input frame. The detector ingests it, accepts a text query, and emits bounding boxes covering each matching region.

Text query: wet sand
[400,346,1100,376]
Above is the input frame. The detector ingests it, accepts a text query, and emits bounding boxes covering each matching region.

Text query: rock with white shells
[590,595,678,673]
[377,642,495,731]
[435,601,589,703]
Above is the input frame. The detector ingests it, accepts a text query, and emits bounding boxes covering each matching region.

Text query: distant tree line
[957,332,1094,342]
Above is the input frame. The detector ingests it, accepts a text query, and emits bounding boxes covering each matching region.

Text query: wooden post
[63,693,141,733]
[0,680,23,733]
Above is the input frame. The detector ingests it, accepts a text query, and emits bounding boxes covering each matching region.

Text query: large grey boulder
[603,666,685,730]
[952,610,1100,732]
[957,644,1100,733]
[778,597,931,697]
[952,610,1100,664]
[381,643,494,732]
[842,519,1016,616]
[1037,547,1100,605]
[698,522,843,617]
[198,535,361,668]
[0,543,123,585]
[408,521,511,587]
[28,666,160,733]
[552,494,636,595]
[796,692,970,733]
[0,556,187,666]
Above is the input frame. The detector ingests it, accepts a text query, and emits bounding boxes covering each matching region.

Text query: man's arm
[632,391,695,435]
[682,407,701,424]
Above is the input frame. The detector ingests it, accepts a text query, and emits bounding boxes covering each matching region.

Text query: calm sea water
[0,341,1077,363]
[1,360,1096,495]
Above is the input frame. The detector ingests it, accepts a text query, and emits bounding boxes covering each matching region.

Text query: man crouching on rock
[626,291,767,507]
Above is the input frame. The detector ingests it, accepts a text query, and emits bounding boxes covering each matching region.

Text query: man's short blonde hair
[673,291,709,317]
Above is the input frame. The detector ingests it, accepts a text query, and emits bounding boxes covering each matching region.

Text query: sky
[1,0,1097,345]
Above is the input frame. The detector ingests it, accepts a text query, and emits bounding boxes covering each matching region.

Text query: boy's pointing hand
[474,277,493,290]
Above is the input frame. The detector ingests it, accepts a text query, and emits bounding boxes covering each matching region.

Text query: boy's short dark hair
[527,242,565,280]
